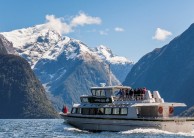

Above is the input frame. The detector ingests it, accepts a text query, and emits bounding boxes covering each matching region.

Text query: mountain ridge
[1,25,133,69]
[1,24,133,110]
[0,36,58,118]
[123,23,194,114]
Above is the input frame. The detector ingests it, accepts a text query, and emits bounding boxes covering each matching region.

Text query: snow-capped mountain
[1,24,133,109]
[94,45,133,82]
[2,25,69,67]
[2,25,132,66]
[2,25,133,82]
[94,45,132,64]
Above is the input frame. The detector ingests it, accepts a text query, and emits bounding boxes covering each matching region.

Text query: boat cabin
[72,86,186,119]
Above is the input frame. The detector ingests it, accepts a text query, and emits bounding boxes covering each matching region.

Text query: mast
[108,63,112,86]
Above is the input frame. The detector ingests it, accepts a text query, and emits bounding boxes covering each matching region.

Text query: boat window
[80,108,127,115]
[89,108,97,115]
[71,108,77,114]
[101,90,106,96]
[82,108,90,115]
[91,90,96,96]
[77,108,81,114]
[112,108,120,115]
[105,108,112,115]
[97,108,104,115]
[96,90,101,96]
[91,89,106,97]
[81,98,88,103]
[120,108,128,115]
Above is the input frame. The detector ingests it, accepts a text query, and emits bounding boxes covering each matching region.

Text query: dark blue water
[0,119,194,138]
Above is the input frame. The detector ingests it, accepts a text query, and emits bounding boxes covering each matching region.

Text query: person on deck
[126,89,129,99]
[142,87,147,100]
[129,88,134,100]
[62,105,68,113]
[121,89,125,100]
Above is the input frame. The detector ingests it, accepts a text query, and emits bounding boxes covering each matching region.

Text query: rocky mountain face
[0,35,8,54]
[1,25,133,110]
[0,36,58,118]
[0,34,15,55]
[123,23,194,114]
[34,45,120,109]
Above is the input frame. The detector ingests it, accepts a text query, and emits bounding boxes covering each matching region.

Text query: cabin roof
[131,102,186,107]
[91,85,131,90]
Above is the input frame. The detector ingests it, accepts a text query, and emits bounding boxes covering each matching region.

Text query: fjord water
[0,119,194,138]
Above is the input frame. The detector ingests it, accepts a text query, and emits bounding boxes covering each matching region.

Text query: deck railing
[113,94,145,101]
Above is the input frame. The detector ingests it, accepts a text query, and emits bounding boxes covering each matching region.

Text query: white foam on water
[120,128,194,137]
[63,127,89,133]
[121,128,172,135]
[175,130,194,137]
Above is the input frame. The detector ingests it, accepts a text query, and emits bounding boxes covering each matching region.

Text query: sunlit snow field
[0,119,194,138]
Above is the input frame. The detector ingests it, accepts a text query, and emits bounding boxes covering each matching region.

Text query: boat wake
[120,128,194,137]
[63,127,90,133]
[62,126,194,138]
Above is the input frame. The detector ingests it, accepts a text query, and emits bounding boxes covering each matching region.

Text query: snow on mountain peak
[1,25,133,68]
[1,24,72,67]
[2,24,62,48]
[96,45,113,58]
[95,45,132,64]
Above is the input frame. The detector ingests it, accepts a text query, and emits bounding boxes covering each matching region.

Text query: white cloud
[152,28,172,41]
[71,12,101,27]
[114,27,124,32]
[45,15,72,35]
[44,12,102,35]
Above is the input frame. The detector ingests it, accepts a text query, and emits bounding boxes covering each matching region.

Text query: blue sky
[1,0,194,62]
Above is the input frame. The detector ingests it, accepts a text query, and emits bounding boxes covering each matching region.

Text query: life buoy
[169,106,174,114]
[158,106,163,114]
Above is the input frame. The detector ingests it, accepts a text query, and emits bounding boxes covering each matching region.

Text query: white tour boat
[60,85,194,132]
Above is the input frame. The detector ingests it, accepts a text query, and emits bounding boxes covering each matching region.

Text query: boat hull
[60,113,194,133]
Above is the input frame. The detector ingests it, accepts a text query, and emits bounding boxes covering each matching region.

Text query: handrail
[113,94,146,101]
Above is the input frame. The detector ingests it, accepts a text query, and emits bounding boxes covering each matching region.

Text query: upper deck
[90,85,131,97]
[80,85,154,104]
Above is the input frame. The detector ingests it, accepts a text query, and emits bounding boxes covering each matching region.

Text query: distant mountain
[1,25,133,76]
[1,24,133,110]
[34,43,120,109]
[0,36,58,118]
[123,23,194,113]
[94,45,133,82]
